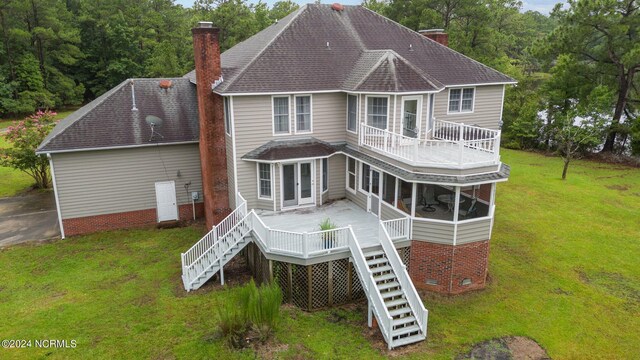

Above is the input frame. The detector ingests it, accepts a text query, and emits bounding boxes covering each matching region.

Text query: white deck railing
[381,217,411,240]
[248,211,350,258]
[379,223,428,339]
[359,120,500,168]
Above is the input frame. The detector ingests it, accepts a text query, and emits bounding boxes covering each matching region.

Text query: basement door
[155,181,178,222]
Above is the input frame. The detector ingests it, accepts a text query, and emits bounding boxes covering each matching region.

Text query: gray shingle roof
[185,4,514,94]
[37,78,199,153]
[243,138,336,161]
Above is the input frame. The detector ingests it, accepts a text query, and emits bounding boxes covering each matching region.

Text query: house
[37,4,515,349]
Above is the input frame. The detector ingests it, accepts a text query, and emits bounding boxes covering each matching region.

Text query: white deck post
[303,232,309,258]
[458,122,465,165]
[219,258,224,285]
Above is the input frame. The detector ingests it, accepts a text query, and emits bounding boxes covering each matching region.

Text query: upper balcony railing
[359,120,501,169]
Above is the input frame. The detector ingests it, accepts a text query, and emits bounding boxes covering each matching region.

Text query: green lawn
[0,149,638,359]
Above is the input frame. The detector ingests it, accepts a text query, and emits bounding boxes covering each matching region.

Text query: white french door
[282,161,314,208]
[366,167,382,217]
[402,96,422,138]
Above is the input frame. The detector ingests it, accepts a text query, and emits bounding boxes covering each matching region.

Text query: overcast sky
[175,0,562,14]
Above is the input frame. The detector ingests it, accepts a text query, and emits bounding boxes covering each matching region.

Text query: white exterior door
[298,162,314,205]
[155,181,178,222]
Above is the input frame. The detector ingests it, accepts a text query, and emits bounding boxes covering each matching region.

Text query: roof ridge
[388,50,444,90]
[351,50,392,90]
[358,6,515,85]
[37,79,131,152]
[222,5,309,91]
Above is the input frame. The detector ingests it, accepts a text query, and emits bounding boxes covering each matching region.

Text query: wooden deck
[256,200,382,247]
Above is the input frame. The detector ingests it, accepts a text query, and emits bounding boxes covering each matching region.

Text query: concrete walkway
[0,191,60,248]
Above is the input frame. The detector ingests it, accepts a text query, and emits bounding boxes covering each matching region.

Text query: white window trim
[400,95,423,139]
[257,162,273,200]
[346,156,357,194]
[224,97,231,135]
[446,87,475,115]
[294,94,313,134]
[346,93,359,134]
[321,158,328,194]
[364,94,390,131]
[272,95,291,136]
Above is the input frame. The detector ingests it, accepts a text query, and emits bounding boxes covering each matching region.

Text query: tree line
[1,0,638,161]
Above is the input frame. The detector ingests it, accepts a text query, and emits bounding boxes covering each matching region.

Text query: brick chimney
[419,29,448,47]
[192,21,230,229]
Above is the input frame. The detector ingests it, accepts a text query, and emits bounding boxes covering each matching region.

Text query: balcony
[359,120,501,169]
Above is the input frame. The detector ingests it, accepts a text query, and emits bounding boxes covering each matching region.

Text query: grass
[0,108,78,130]
[0,149,639,359]
[0,108,78,197]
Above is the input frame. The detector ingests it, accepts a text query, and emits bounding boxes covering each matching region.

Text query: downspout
[47,153,65,239]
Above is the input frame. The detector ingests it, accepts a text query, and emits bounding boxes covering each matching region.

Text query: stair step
[374,273,397,282]
[385,298,408,308]
[381,289,404,299]
[389,306,412,317]
[392,333,425,347]
[392,324,421,338]
[365,250,385,258]
[371,265,392,274]
[393,316,416,327]
[377,281,400,291]
[367,257,388,266]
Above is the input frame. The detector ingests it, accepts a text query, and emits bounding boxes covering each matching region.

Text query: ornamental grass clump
[220,279,283,348]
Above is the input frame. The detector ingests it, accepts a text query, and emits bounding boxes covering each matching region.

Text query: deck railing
[359,120,500,168]
[381,217,411,240]
[379,223,428,339]
[248,211,350,258]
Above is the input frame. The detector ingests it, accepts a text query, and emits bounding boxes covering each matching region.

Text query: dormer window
[448,88,474,113]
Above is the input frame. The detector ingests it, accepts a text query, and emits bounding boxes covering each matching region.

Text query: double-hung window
[347,95,358,132]
[273,96,290,134]
[258,163,272,199]
[295,95,311,133]
[448,88,474,113]
[367,97,388,129]
[224,97,231,135]
[346,157,356,192]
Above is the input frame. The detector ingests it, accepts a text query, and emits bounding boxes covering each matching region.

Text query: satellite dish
[145,115,163,127]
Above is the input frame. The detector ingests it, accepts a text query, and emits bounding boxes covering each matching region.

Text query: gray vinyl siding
[52,144,203,219]
[226,133,236,209]
[380,202,405,221]
[412,220,454,245]
[233,93,347,209]
[433,85,504,130]
[456,218,492,244]
[327,154,346,201]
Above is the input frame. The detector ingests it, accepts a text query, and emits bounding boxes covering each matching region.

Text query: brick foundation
[409,240,489,295]
[62,203,204,237]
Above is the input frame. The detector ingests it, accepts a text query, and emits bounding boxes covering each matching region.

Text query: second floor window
[273,96,290,134]
[347,95,358,132]
[295,95,311,133]
[448,88,474,113]
[367,97,388,129]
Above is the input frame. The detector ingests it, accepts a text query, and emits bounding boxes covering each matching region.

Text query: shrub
[217,302,248,349]
[221,279,283,347]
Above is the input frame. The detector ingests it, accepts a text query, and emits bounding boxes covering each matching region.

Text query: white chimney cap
[198,21,214,28]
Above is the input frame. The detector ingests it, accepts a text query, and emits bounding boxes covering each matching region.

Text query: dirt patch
[576,268,640,310]
[605,184,630,191]
[175,255,253,297]
[132,294,156,306]
[457,336,550,360]
[550,288,573,296]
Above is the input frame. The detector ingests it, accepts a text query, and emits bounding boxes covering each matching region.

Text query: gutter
[36,140,199,155]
